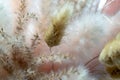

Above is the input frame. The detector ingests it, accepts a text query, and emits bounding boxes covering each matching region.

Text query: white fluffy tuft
[0,0,14,34]
[60,65,97,80]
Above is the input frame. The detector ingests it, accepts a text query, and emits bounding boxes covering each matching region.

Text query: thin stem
[85,54,99,67]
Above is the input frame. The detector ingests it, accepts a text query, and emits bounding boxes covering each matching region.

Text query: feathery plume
[15,0,27,34]
[44,3,73,47]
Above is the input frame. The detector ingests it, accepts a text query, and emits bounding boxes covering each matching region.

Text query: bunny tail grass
[44,3,73,47]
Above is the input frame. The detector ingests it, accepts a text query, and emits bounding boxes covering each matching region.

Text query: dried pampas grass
[0,0,119,80]
[0,28,97,80]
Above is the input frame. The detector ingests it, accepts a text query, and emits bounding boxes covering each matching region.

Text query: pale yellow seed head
[99,33,120,79]
[99,33,120,66]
